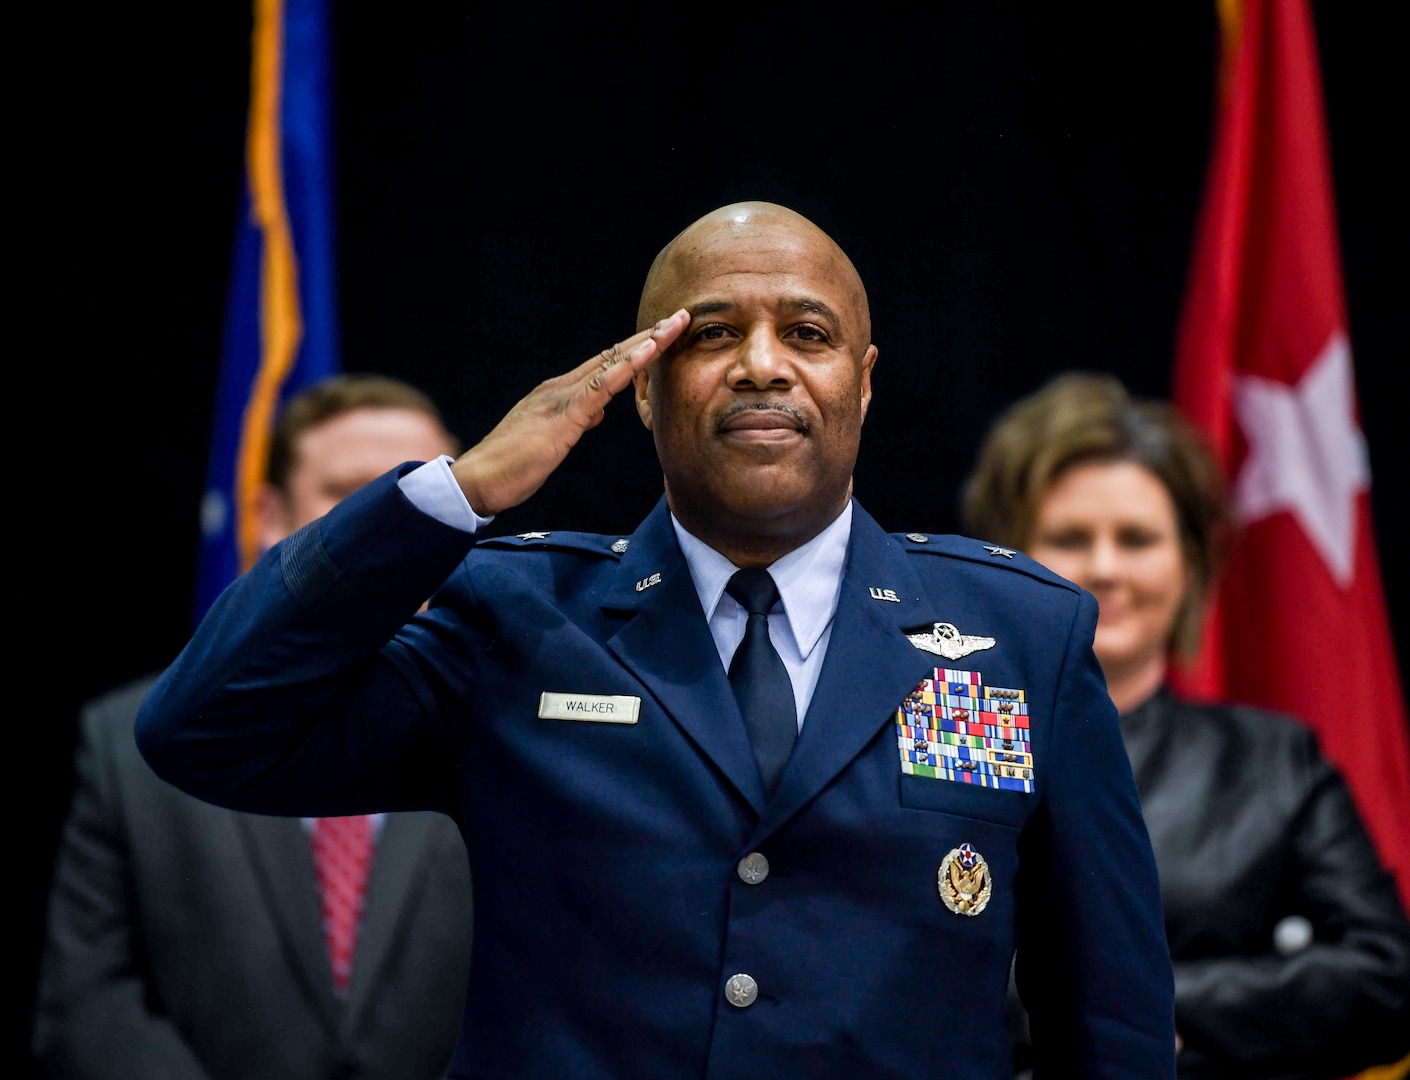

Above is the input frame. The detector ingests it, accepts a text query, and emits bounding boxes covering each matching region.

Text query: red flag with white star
[1171,0,1410,910]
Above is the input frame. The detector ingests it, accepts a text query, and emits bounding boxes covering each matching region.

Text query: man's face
[259,406,456,547]
[634,213,877,553]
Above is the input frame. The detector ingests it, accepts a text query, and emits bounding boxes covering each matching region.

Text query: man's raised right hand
[450,309,689,517]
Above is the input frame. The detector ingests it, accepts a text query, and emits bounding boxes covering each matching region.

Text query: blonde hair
[961,372,1230,658]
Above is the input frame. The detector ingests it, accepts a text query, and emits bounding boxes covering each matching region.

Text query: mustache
[714,401,810,433]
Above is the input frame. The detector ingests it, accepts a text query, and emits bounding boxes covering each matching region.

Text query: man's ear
[254,483,294,551]
[859,344,878,422]
[633,369,653,430]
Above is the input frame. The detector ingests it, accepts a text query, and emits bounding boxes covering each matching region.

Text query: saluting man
[138,202,1175,1079]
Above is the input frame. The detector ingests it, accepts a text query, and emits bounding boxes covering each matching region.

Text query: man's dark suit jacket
[137,469,1177,1079]
[34,674,475,1080]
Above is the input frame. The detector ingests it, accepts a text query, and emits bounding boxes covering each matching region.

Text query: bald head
[630,200,878,566]
[637,202,871,345]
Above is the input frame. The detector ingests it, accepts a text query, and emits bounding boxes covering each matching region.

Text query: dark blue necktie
[725,568,798,796]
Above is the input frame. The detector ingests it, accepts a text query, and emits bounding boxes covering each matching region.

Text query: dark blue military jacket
[138,467,1175,1079]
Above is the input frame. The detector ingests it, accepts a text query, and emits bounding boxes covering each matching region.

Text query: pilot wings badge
[938,843,992,916]
[905,622,996,660]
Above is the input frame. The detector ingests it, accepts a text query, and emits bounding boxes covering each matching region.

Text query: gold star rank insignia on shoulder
[905,622,996,660]
[939,843,992,916]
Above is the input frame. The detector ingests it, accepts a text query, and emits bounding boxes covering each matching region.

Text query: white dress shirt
[670,507,850,729]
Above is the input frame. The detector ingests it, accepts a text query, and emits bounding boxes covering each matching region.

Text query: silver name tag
[538,692,640,724]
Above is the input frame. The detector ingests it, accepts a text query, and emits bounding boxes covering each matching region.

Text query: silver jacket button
[725,973,758,1008]
[737,852,770,884]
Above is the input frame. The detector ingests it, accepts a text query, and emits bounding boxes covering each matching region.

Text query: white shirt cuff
[396,456,495,534]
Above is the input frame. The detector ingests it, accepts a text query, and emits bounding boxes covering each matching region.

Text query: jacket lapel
[603,499,767,815]
[755,504,945,839]
[237,813,339,1023]
[342,811,441,1026]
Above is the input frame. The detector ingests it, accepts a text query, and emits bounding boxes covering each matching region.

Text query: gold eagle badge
[938,843,992,916]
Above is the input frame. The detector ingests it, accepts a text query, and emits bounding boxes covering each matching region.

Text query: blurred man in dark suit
[34,374,475,1080]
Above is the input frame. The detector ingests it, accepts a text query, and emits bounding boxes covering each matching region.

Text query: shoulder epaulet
[476,530,631,559]
[891,532,1079,592]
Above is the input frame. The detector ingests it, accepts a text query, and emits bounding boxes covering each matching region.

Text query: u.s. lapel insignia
[635,572,662,593]
[938,843,991,916]
[905,622,996,660]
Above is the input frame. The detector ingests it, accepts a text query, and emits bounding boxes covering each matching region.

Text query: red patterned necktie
[309,814,374,994]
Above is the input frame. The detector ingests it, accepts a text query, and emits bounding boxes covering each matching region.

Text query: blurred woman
[963,372,1410,1080]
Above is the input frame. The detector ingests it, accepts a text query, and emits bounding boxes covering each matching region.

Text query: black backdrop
[24,3,1401,1070]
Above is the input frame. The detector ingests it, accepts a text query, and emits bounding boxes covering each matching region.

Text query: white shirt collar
[670,501,853,661]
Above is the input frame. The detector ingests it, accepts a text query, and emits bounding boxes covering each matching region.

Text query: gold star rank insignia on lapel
[905,622,996,660]
[939,843,992,916]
